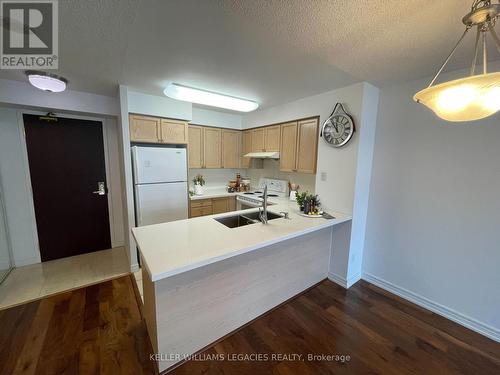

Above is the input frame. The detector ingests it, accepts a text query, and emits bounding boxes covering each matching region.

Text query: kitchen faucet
[259,184,268,224]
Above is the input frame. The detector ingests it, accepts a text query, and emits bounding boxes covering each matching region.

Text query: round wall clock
[320,103,355,148]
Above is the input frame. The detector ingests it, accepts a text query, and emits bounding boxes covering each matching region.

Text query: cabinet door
[160,119,188,144]
[129,115,160,143]
[241,130,252,168]
[296,118,319,174]
[203,127,222,168]
[188,125,203,169]
[228,196,236,212]
[265,125,281,152]
[212,197,229,214]
[280,122,298,172]
[221,130,241,169]
[251,128,265,152]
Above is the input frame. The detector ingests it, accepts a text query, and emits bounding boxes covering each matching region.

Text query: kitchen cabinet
[130,115,188,144]
[129,115,160,143]
[251,128,266,152]
[241,130,252,168]
[189,196,236,217]
[221,130,241,169]
[279,118,318,174]
[160,119,188,144]
[190,199,213,218]
[188,125,203,168]
[212,197,230,214]
[296,118,319,173]
[280,121,298,172]
[203,127,222,169]
[264,125,281,152]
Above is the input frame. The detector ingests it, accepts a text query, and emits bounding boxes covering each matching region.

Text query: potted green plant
[295,191,308,212]
[192,174,205,195]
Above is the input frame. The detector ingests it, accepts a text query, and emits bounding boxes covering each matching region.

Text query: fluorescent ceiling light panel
[164,83,259,112]
[26,71,67,93]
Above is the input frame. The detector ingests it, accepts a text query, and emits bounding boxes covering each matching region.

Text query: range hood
[243,151,280,159]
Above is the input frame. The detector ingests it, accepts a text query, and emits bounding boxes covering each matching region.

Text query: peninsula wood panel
[264,125,281,152]
[203,127,221,168]
[221,130,241,169]
[241,130,252,168]
[279,121,298,172]
[130,115,160,143]
[296,118,319,173]
[188,125,203,168]
[251,128,265,152]
[145,228,332,373]
[160,119,188,144]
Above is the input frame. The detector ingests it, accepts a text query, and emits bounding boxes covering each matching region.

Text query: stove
[236,178,288,209]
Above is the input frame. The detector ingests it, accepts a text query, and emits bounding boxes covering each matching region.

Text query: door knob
[93,181,106,195]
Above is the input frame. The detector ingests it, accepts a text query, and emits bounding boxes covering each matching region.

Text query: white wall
[243,82,379,285]
[0,79,119,116]
[127,90,191,120]
[363,63,500,342]
[0,107,125,267]
[191,107,242,129]
[188,169,243,188]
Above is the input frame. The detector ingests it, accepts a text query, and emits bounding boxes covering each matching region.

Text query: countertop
[132,196,352,282]
[189,187,239,200]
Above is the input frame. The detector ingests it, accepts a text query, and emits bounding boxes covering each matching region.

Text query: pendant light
[414,0,500,122]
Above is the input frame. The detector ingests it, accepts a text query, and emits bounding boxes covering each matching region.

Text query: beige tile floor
[0,247,131,310]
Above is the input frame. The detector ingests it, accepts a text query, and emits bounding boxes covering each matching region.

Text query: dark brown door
[24,114,111,262]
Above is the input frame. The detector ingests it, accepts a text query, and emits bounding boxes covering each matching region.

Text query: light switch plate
[321,172,327,181]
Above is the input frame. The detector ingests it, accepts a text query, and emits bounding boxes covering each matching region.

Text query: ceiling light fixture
[414,0,500,122]
[26,70,68,93]
[164,83,259,112]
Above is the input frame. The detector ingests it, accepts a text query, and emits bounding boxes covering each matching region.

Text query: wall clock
[320,103,355,148]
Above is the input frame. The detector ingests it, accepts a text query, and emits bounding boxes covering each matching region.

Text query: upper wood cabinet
[160,119,188,144]
[203,127,222,169]
[130,115,188,144]
[251,128,266,152]
[265,125,281,152]
[280,122,298,172]
[241,130,252,168]
[188,125,203,169]
[129,115,160,143]
[221,130,241,169]
[279,118,318,174]
[296,119,319,174]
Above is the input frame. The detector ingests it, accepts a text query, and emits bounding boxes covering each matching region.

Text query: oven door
[236,196,261,210]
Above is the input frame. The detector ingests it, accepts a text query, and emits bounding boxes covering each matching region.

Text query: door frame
[17,110,119,263]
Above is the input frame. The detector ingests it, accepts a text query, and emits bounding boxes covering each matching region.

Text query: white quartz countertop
[132,197,352,282]
[189,187,237,200]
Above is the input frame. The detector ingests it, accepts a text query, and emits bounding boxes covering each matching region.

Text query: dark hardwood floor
[0,275,157,375]
[1,276,499,375]
[169,280,500,375]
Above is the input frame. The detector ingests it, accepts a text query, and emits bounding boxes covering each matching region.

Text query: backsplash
[246,159,316,193]
[188,169,244,188]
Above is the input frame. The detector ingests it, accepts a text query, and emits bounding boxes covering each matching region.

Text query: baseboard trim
[328,272,361,289]
[14,256,40,267]
[362,272,500,343]
[130,263,140,273]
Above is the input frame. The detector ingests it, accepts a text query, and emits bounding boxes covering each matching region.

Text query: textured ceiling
[1,0,498,108]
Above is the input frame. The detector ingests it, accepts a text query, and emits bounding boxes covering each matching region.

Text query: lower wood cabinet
[189,196,236,218]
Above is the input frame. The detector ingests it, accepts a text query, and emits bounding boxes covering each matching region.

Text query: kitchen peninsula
[132,196,351,372]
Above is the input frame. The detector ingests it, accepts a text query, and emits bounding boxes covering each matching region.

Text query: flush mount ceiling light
[164,83,259,112]
[414,0,500,122]
[25,70,68,93]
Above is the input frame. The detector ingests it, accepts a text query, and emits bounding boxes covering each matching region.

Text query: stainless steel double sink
[214,211,282,228]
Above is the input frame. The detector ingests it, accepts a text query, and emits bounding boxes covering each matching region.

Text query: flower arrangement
[192,174,205,186]
[296,191,321,215]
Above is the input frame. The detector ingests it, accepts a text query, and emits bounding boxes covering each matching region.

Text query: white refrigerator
[132,146,188,226]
